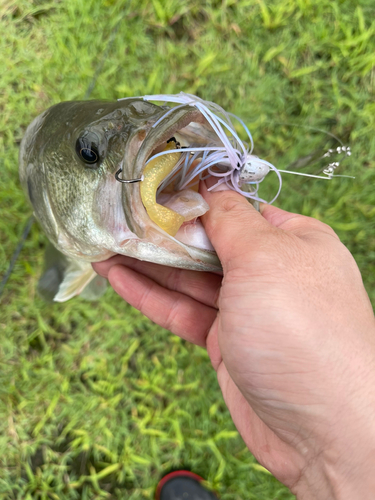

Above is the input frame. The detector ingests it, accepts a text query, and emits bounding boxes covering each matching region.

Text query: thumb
[200,181,275,270]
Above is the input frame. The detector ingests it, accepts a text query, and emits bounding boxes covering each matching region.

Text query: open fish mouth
[118,101,213,243]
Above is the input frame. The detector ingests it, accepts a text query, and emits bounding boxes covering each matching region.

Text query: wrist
[294,447,375,500]
[294,331,375,499]
[293,413,375,499]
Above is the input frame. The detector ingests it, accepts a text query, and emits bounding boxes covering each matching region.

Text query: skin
[93,182,375,499]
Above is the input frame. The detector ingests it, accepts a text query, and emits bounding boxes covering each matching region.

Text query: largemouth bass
[19,97,232,301]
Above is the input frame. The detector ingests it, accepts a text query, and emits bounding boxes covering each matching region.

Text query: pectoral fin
[38,244,107,302]
[38,244,69,302]
[54,259,101,302]
[79,274,107,301]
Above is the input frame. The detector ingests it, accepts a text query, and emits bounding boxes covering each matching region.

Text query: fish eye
[75,133,100,165]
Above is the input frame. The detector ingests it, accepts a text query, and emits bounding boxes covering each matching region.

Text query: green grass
[1,0,375,498]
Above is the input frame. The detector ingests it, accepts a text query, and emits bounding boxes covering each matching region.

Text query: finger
[200,182,338,270]
[200,181,277,269]
[107,264,217,347]
[93,255,222,308]
[260,203,303,227]
[260,204,339,240]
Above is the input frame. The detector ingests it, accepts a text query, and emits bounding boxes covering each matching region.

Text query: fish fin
[53,259,97,302]
[37,244,106,302]
[37,244,69,302]
[79,274,107,301]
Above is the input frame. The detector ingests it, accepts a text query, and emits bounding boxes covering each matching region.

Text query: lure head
[239,155,270,183]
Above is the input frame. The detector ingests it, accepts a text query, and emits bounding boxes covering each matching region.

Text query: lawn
[1,0,374,498]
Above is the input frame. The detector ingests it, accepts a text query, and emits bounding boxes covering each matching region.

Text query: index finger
[107,264,217,347]
[260,204,339,240]
[93,255,222,308]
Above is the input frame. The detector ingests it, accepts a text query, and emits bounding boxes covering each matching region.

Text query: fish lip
[121,105,206,238]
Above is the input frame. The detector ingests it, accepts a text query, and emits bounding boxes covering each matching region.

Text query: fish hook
[115,168,144,183]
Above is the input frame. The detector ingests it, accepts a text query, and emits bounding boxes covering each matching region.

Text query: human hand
[93,182,375,499]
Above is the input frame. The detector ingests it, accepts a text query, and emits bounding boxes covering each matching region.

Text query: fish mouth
[121,104,216,251]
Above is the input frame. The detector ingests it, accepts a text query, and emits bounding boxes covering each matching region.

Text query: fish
[19,97,227,302]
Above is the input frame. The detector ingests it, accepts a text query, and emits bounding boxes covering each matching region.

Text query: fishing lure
[117,92,352,206]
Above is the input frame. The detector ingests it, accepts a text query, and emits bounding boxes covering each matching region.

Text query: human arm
[93,183,375,499]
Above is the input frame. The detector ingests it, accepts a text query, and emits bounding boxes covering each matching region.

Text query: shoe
[156,470,218,500]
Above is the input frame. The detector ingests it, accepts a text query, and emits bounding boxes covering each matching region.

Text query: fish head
[20,99,221,271]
